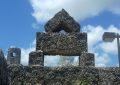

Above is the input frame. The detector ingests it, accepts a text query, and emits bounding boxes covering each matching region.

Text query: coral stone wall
[2,9,120,85]
[44,9,80,33]
[36,32,87,56]
[8,65,120,85]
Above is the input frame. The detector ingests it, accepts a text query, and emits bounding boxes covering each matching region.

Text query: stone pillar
[0,49,9,85]
[29,50,44,66]
[7,48,21,64]
[80,52,95,67]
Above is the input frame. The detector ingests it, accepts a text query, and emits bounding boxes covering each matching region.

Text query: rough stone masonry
[0,9,120,85]
[0,49,9,85]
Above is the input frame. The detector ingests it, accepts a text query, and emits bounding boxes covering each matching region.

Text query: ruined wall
[0,49,9,85]
[8,65,120,85]
[4,9,120,85]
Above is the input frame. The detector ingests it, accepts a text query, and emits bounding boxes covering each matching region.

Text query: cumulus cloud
[21,39,36,65]
[95,53,110,67]
[44,55,60,67]
[100,26,120,55]
[83,25,120,67]
[100,40,117,55]
[44,55,79,67]
[30,0,120,23]
[83,25,104,52]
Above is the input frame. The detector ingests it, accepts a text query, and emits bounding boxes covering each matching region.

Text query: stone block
[29,50,44,66]
[80,52,95,66]
[36,32,87,56]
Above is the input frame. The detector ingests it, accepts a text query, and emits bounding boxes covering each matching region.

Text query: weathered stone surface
[36,32,87,56]
[8,66,98,85]
[8,64,24,85]
[8,65,120,85]
[80,52,95,67]
[7,48,21,64]
[45,9,80,32]
[0,49,9,85]
[29,50,44,66]
[98,67,120,85]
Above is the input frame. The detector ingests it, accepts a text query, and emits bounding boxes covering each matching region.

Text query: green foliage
[74,79,90,85]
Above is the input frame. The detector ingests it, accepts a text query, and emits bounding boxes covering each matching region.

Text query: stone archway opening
[59,29,67,33]
[44,55,79,67]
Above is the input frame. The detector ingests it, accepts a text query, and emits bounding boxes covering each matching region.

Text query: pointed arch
[45,9,80,33]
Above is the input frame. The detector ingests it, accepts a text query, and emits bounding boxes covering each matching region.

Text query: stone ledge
[36,32,87,56]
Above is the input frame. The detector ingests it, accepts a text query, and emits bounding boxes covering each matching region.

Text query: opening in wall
[59,29,66,33]
[12,53,16,57]
[44,55,79,67]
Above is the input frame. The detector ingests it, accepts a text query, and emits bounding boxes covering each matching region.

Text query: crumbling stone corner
[0,49,9,85]
[80,52,95,67]
[7,48,21,65]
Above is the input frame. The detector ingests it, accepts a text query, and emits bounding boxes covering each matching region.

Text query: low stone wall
[8,65,120,85]
[98,67,120,85]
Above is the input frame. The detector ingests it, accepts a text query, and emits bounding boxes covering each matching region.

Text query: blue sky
[0,0,40,49]
[0,0,120,67]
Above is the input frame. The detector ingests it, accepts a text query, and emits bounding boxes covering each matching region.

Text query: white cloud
[32,23,40,29]
[99,25,120,54]
[44,55,60,67]
[100,40,117,55]
[108,0,120,15]
[44,56,79,67]
[83,25,120,67]
[30,0,120,23]
[95,53,110,67]
[83,25,104,52]
[21,39,36,65]
[21,47,35,65]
